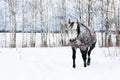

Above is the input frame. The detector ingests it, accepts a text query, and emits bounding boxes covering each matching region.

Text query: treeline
[0,30,61,33]
[0,0,120,47]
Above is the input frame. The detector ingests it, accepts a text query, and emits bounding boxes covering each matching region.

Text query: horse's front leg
[80,48,88,67]
[72,47,76,68]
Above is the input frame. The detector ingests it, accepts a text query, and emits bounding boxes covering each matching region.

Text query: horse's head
[67,19,80,42]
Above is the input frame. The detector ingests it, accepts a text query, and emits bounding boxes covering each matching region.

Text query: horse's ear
[68,19,70,24]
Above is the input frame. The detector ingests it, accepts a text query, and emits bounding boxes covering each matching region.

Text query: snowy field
[0,47,120,80]
[0,33,120,80]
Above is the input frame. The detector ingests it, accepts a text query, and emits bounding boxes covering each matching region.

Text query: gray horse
[67,19,96,68]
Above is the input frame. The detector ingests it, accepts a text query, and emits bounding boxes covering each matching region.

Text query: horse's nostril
[69,39,75,42]
[69,39,72,42]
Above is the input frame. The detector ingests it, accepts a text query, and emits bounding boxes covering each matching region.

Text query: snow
[0,33,69,47]
[0,47,120,80]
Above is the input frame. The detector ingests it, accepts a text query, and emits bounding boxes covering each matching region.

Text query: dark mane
[81,23,91,32]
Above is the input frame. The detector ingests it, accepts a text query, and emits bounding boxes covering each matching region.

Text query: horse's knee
[80,49,88,67]
[82,54,86,61]
[72,47,76,59]
[72,53,76,59]
[88,43,96,56]
[81,49,87,60]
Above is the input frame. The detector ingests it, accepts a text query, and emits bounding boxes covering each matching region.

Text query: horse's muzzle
[69,39,76,42]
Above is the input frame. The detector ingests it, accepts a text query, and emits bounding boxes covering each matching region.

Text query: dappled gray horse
[67,19,96,68]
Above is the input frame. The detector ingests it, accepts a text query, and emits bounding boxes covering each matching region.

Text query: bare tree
[22,0,25,47]
[112,0,119,46]
[30,0,36,47]
[74,0,81,20]
[61,0,67,46]
[88,0,91,27]
[104,0,109,47]
[5,0,17,47]
[101,0,104,47]
[4,1,7,47]
[118,1,120,35]
[108,1,113,47]
[39,0,48,47]
[118,4,120,31]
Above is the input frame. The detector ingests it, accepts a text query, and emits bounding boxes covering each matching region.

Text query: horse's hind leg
[87,42,96,66]
[72,47,76,68]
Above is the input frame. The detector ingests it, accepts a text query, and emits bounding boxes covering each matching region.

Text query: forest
[0,0,120,47]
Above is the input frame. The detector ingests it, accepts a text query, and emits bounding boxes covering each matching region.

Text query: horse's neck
[80,23,91,32]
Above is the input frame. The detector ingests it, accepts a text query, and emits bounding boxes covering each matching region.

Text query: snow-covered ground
[0,32,120,80]
[0,46,120,80]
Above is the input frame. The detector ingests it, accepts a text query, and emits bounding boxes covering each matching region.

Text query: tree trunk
[88,0,91,27]
[22,0,25,47]
[4,1,7,47]
[9,0,16,48]
[112,0,119,46]
[101,0,104,47]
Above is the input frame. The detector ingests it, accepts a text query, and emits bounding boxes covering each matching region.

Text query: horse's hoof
[87,60,90,66]
[87,62,90,66]
[73,65,76,68]
[84,64,87,67]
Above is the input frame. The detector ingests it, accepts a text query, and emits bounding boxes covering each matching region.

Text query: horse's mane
[80,23,91,33]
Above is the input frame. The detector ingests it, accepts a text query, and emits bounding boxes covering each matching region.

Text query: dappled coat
[68,22,96,50]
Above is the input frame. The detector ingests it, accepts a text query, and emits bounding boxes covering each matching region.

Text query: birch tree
[22,0,25,47]
[88,0,91,27]
[101,0,104,47]
[74,0,81,20]
[108,1,112,47]
[104,0,109,47]
[39,0,47,47]
[30,0,36,47]
[112,0,119,46]
[5,0,16,47]
[118,2,120,34]
[4,1,7,47]
[61,0,67,46]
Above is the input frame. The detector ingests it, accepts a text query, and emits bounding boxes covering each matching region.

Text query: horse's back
[78,23,96,49]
